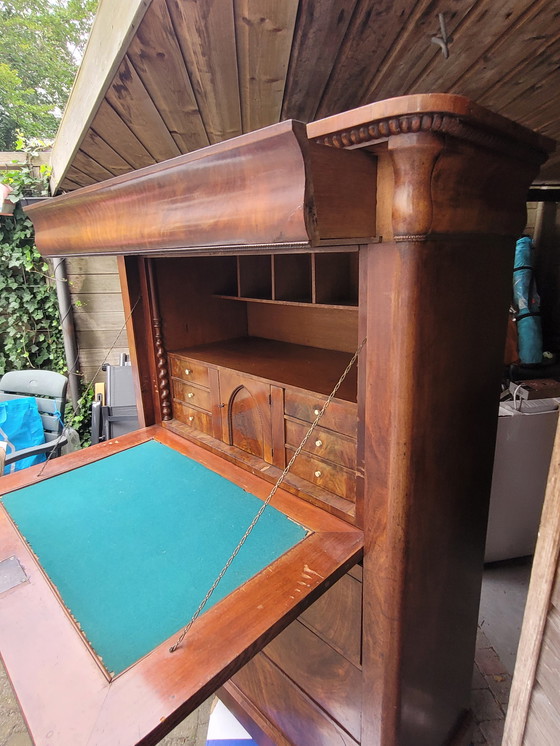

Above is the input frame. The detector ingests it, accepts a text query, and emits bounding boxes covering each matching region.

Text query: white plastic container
[485,398,559,562]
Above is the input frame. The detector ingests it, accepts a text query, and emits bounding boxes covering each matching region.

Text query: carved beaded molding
[313,112,548,166]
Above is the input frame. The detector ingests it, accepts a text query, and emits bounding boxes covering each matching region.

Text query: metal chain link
[169,336,367,653]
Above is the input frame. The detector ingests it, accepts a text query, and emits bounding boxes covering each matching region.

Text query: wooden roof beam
[49,0,152,194]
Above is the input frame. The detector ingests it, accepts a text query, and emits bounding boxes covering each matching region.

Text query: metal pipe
[52,258,80,409]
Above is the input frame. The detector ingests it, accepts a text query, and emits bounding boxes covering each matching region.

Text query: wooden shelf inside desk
[214,250,359,309]
[171,337,358,404]
[215,295,358,310]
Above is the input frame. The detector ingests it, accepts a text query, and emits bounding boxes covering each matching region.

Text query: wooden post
[502,418,560,745]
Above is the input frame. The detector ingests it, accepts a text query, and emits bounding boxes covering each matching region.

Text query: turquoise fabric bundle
[0,397,46,474]
[513,236,542,364]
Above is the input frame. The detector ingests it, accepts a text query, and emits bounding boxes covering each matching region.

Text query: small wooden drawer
[263,619,362,741]
[287,448,356,502]
[168,354,210,387]
[228,652,359,746]
[298,572,362,667]
[284,388,357,439]
[172,379,211,411]
[285,418,356,469]
[173,400,213,435]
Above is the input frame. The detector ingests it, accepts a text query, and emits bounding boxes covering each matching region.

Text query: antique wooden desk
[1,95,554,745]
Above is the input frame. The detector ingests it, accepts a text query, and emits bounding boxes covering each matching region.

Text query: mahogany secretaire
[5,94,554,746]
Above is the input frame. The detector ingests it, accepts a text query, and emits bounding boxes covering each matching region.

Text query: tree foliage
[0,0,98,149]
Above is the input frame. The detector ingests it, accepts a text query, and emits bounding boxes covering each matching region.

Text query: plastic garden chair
[0,370,68,471]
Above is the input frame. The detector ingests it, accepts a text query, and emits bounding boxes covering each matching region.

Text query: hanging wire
[169,336,367,653]
[431,13,453,58]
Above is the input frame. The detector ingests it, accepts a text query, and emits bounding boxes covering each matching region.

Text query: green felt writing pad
[1,440,306,675]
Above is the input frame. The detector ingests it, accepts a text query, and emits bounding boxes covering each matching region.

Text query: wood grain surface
[219,368,273,463]
[308,92,554,155]
[79,128,134,177]
[89,99,156,171]
[234,0,299,132]
[172,338,358,404]
[358,234,515,746]
[105,55,182,162]
[167,0,241,144]
[263,619,362,740]
[224,654,359,746]
[281,0,358,122]
[28,119,376,257]
[51,1,560,193]
[128,0,209,153]
[49,0,151,189]
[298,569,362,667]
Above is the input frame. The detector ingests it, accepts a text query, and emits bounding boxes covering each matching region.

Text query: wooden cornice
[307,94,555,161]
[27,94,555,258]
[27,120,377,257]
[310,94,556,242]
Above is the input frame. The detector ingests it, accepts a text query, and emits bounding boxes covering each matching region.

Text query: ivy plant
[0,159,92,444]
[0,204,65,373]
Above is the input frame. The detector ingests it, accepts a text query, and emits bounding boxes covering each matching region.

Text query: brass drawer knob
[314,408,321,416]
[314,470,322,478]
[315,439,323,447]
[188,416,194,422]
[187,392,194,398]
[185,368,192,376]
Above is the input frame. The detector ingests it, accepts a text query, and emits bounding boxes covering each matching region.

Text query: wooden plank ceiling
[53,0,560,192]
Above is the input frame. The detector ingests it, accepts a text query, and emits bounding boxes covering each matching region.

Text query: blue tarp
[0,397,46,474]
